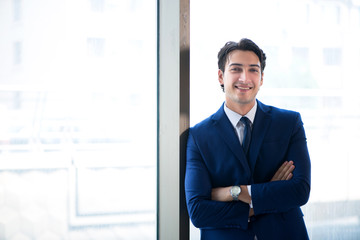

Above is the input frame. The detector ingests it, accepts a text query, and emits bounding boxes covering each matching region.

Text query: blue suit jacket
[185,100,311,240]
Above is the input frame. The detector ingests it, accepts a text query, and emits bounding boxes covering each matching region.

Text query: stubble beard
[226,88,258,107]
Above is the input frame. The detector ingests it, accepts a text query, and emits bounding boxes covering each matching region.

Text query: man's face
[218,50,263,112]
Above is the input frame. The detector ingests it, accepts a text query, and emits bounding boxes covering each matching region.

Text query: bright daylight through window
[0,0,157,239]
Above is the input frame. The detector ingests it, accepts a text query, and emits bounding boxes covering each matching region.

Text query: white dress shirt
[224,101,257,145]
[224,101,257,208]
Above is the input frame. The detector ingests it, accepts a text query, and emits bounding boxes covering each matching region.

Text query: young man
[185,38,311,239]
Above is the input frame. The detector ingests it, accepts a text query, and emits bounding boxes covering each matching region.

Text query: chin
[236,98,255,105]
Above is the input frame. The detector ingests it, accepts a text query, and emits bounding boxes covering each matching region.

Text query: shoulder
[257,101,305,139]
[257,100,304,133]
[190,113,216,134]
[258,100,301,120]
[189,104,226,139]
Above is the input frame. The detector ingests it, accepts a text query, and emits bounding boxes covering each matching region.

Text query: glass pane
[190,0,360,239]
[0,0,157,239]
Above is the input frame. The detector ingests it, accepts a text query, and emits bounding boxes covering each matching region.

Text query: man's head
[218,38,266,75]
[217,38,266,114]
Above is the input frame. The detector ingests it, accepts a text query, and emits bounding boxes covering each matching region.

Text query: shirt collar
[224,101,257,128]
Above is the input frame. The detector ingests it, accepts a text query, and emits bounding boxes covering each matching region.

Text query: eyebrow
[229,63,260,68]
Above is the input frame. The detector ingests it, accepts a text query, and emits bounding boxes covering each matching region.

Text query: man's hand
[249,208,254,217]
[271,161,295,181]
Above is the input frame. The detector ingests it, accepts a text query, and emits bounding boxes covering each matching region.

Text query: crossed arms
[211,161,295,217]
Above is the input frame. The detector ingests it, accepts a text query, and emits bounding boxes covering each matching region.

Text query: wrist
[230,185,241,201]
[239,185,252,204]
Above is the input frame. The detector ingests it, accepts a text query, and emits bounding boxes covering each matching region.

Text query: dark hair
[217,38,266,73]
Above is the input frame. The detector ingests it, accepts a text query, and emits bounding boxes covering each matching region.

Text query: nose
[238,71,248,82]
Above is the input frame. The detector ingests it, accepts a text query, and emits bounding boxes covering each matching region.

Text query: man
[185,38,311,239]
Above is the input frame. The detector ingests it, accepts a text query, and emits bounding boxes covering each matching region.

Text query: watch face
[232,186,240,195]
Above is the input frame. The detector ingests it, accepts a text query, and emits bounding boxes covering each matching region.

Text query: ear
[218,69,224,85]
[260,72,264,86]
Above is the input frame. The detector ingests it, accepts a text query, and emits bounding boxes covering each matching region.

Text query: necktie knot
[240,116,251,127]
[240,116,251,155]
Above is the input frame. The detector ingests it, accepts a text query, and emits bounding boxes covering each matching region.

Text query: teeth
[237,86,250,90]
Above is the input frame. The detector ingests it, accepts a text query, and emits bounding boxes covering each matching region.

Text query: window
[13,0,21,22]
[87,38,105,57]
[322,4,341,25]
[13,41,22,65]
[323,48,342,66]
[89,0,104,12]
[0,1,157,239]
[190,0,360,239]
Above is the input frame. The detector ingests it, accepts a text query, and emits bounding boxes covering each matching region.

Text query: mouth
[235,86,253,90]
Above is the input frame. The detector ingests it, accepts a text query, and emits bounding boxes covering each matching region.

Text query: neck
[225,100,255,116]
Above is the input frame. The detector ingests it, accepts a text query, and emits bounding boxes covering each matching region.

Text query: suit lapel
[248,100,272,173]
[212,104,251,173]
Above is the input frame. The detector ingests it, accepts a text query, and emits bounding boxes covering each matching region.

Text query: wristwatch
[230,185,241,201]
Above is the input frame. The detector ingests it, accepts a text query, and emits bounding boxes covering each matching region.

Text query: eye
[230,67,241,72]
[249,68,259,73]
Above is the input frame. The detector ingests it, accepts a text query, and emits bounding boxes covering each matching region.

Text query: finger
[279,161,289,171]
[287,163,295,174]
[272,161,288,181]
[275,161,289,179]
[278,161,293,179]
[249,208,254,217]
[280,161,294,180]
[282,164,295,180]
[285,172,293,181]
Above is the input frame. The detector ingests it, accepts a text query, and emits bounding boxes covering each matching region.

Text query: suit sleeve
[251,113,311,215]
[185,130,250,229]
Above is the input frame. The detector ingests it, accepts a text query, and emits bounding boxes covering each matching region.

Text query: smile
[235,86,252,90]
